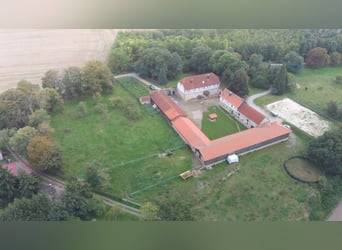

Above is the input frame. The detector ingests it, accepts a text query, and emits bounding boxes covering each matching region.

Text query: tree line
[107,29,342,96]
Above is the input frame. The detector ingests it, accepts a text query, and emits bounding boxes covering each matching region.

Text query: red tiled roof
[2,162,31,177]
[139,95,150,104]
[209,113,217,119]
[221,89,244,108]
[172,117,211,148]
[199,122,291,161]
[238,102,266,125]
[150,91,187,121]
[179,73,220,90]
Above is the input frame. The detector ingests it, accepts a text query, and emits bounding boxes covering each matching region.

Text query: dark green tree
[62,66,84,99]
[0,88,39,129]
[0,194,51,221]
[272,64,288,95]
[0,166,16,203]
[157,200,194,221]
[61,178,104,220]
[157,66,168,85]
[284,51,304,73]
[48,201,70,221]
[84,160,107,189]
[188,46,213,73]
[229,69,249,97]
[307,129,342,175]
[16,172,41,198]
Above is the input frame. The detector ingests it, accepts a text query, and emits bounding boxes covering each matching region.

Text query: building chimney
[190,79,193,83]
[207,74,210,79]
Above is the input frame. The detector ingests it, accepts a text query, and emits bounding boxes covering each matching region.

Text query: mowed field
[0,29,117,93]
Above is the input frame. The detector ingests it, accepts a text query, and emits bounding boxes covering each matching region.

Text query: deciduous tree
[284,51,304,73]
[307,129,342,175]
[82,60,113,95]
[0,166,16,203]
[9,126,38,156]
[16,172,41,198]
[305,47,330,68]
[229,69,249,97]
[140,202,159,221]
[0,194,51,221]
[26,136,64,172]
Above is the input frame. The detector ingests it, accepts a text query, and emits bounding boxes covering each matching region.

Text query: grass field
[201,106,246,140]
[255,67,342,115]
[51,79,192,197]
[135,129,314,221]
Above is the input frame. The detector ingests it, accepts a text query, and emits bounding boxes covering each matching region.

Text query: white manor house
[176,72,221,101]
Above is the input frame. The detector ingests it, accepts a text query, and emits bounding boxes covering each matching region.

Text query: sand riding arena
[266,98,330,137]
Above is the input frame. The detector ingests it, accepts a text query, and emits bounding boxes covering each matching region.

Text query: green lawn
[135,129,315,221]
[51,79,192,197]
[201,106,246,140]
[255,67,342,114]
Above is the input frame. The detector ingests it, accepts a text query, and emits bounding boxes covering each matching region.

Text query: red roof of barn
[199,122,291,161]
[221,89,244,108]
[150,91,187,121]
[238,102,266,125]
[172,117,211,148]
[179,73,220,90]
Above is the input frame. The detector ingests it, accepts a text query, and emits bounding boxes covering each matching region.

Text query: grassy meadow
[50,76,323,221]
[51,78,192,197]
[255,67,342,115]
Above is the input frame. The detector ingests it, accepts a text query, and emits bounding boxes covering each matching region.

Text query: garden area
[201,106,246,140]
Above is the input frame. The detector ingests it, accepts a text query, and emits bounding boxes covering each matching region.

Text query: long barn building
[150,89,291,167]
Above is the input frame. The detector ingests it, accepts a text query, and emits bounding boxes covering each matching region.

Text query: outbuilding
[227,154,239,164]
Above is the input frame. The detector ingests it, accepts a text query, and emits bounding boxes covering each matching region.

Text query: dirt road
[0,29,117,93]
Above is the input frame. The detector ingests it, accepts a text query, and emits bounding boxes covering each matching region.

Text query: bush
[335,76,342,84]
[110,97,124,109]
[94,103,108,114]
[124,103,142,121]
[76,102,88,118]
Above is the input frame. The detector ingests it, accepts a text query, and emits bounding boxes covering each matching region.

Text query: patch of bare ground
[266,98,330,137]
[0,29,117,93]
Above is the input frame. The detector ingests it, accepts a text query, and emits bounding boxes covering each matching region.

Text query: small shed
[227,154,239,164]
[139,96,151,105]
[209,113,217,122]
[179,170,193,180]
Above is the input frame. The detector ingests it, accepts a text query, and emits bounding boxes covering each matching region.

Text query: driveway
[245,89,282,123]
